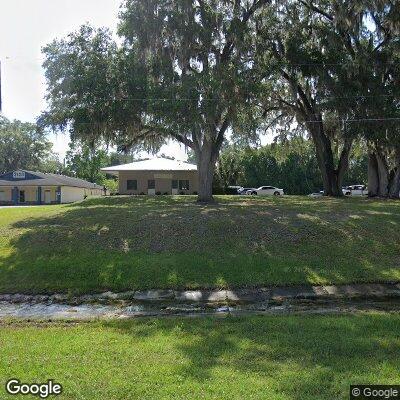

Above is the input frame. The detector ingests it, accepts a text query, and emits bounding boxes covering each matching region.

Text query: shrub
[155,191,162,195]
[103,178,118,194]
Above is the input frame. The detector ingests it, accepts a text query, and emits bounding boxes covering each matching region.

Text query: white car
[308,191,324,197]
[342,185,367,196]
[248,186,284,196]
[238,187,255,195]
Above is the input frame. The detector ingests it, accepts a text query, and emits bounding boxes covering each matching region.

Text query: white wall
[84,188,104,197]
[61,186,85,203]
[0,188,12,202]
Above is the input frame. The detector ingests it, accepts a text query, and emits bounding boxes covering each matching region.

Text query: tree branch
[169,131,194,149]
[279,69,314,115]
[215,109,232,150]
[220,0,269,64]
[337,136,353,181]
[276,96,302,113]
[371,13,391,52]
[263,112,286,131]
[298,0,333,21]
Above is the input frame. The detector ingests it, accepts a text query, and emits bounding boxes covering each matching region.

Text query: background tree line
[0,116,133,193]
[1,114,368,195]
[214,137,368,194]
[0,116,59,174]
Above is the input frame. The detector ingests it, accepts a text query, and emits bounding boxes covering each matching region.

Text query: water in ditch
[1,298,400,320]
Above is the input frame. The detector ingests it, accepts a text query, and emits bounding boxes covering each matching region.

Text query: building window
[148,180,155,189]
[127,180,137,190]
[179,180,190,190]
[172,180,178,189]
[19,190,25,203]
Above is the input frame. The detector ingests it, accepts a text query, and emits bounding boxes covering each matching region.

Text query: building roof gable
[0,170,43,182]
[101,157,197,173]
[0,170,104,189]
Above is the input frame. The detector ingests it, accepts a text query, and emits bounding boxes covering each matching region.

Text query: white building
[0,170,104,205]
[101,157,198,195]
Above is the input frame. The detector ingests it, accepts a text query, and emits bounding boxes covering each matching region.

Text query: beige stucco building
[0,170,104,205]
[101,157,198,195]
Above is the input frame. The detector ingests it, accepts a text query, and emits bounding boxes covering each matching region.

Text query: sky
[0,0,188,160]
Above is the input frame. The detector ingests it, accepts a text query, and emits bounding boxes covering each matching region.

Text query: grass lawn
[0,313,399,399]
[0,195,399,294]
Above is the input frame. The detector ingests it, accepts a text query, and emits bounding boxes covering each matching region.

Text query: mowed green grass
[0,314,399,399]
[0,195,399,294]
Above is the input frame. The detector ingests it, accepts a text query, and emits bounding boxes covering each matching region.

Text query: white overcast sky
[0,0,188,160]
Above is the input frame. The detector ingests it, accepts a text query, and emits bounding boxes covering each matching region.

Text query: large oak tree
[255,0,399,196]
[41,0,268,202]
[361,2,400,198]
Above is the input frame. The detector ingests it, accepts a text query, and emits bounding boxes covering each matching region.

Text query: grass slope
[0,195,399,294]
[0,314,399,399]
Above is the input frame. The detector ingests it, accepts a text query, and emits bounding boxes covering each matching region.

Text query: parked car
[226,186,243,195]
[342,185,367,196]
[308,191,324,197]
[237,187,255,195]
[248,186,284,196]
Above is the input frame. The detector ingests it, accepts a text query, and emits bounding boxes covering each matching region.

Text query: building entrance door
[44,190,51,204]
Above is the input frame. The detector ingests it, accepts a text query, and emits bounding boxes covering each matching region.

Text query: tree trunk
[389,167,400,198]
[307,118,350,197]
[195,140,218,203]
[368,149,400,198]
[376,152,389,196]
[389,149,400,199]
[324,171,343,196]
[368,152,379,197]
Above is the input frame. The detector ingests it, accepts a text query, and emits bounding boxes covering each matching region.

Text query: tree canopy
[63,141,109,184]
[254,0,400,196]
[40,0,400,199]
[41,0,268,202]
[0,117,56,174]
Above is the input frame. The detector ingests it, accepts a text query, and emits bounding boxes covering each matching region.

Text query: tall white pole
[0,60,2,113]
